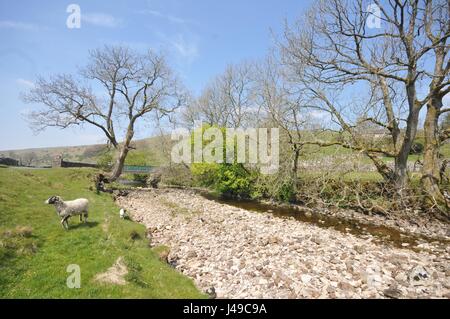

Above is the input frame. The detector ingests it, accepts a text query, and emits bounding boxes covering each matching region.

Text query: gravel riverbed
[117,188,450,299]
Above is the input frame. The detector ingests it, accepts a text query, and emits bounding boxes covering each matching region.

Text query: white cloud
[81,13,122,28]
[16,78,35,88]
[147,10,185,24]
[154,31,199,65]
[0,20,43,31]
[138,9,191,25]
[170,34,199,61]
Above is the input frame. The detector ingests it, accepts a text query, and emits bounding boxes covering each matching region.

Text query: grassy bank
[0,167,205,298]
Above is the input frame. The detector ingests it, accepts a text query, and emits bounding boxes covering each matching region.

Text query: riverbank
[116,188,450,299]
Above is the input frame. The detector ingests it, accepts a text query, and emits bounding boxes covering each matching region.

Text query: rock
[354,245,365,254]
[116,188,450,299]
[147,171,162,188]
[145,227,155,239]
[186,250,198,259]
[338,281,354,292]
[301,274,312,284]
[408,265,429,286]
[383,287,402,299]
[205,286,216,299]
[306,288,321,298]
[276,272,294,285]
[394,272,408,283]
[157,247,170,263]
[262,269,272,278]
[345,261,355,273]
[287,292,297,299]
[268,236,280,244]
[365,274,383,288]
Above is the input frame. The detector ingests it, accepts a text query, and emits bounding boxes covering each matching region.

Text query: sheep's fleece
[46,196,89,218]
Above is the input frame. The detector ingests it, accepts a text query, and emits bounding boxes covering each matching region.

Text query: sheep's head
[45,196,62,205]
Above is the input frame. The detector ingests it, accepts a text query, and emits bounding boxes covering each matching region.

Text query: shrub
[189,124,257,196]
[215,164,254,197]
[159,165,192,187]
[132,174,148,183]
[191,162,255,197]
[96,151,113,172]
[191,163,220,187]
[276,181,296,202]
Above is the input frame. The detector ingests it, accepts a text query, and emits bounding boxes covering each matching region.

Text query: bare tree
[23,45,184,182]
[420,0,450,208]
[255,56,308,192]
[20,152,37,167]
[183,62,257,129]
[280,0,449,206]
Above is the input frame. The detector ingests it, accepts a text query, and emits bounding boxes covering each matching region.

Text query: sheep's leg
[84,211,88,223]
[61,217,69,230]
[79,214,82,222]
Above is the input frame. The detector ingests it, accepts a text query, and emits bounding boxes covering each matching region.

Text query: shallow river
[199,191,449,252]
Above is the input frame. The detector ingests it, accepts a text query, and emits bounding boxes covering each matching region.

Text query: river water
[199,191,449,252]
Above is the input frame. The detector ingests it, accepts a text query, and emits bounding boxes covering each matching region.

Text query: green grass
[298,170,425,185]
[0,167,205,298]
[298,130,450,163]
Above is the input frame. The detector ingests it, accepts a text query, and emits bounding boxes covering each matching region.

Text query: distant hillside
[0,135,172,167]
[1,130,448,169]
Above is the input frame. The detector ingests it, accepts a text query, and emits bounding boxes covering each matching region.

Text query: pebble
[117,189,450,299]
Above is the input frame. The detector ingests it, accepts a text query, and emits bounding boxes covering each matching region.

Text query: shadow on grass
[67,221,99,230]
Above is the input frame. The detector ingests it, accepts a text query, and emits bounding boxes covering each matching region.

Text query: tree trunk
[392,96,421,191]
[366,153,394,182]
[292,146,300,194]
[109,126,135,182]
[422,96,447,210]
[394,155,409,189]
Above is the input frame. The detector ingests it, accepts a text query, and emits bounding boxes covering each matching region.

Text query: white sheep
[119,208,128,219]
[45,196,89,229]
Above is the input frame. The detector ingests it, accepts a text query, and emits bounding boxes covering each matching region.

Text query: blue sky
[0,0,313,150]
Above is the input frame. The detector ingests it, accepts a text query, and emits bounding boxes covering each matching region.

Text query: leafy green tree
[189,124,255,197]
